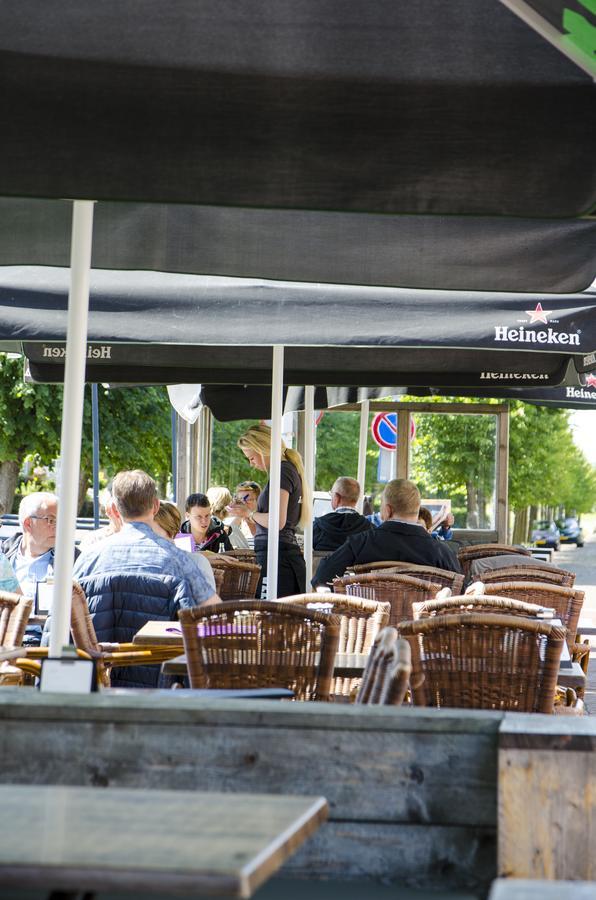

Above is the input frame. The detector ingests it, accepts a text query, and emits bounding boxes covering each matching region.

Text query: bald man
[313,477,373,552]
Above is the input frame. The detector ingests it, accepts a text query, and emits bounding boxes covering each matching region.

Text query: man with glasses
[2,491,62,598]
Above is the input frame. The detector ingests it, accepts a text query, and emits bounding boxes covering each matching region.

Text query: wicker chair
[457,544,531,578]
[356,627,411,706]
[414,594,549,620]
[352,563,464,594]
[0,592,34,686]
[178,600,340,701]
[482,582,584,651]
[333,573,443,628]
[207,557,261,601]
[398,612,566,713]
[280,593,390,698]
[13,582,182,687]
[219,549,257,565]
[478,565,576,588]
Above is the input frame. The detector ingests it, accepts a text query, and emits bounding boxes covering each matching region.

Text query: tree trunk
[466,481,479,528]
[78,467,90,515]
[512,506,529,544]
[0,459,21,516]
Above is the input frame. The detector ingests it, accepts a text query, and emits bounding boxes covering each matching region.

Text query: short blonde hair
[154,501,182,539]
[382,479,421,518]
[238,424,312,529]
[207,486,232,520]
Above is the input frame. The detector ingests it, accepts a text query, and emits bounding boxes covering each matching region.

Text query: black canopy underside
[0,1,594,217]
[2,199,596,295]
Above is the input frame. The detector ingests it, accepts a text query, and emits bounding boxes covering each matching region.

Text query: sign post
[371,413,416,482]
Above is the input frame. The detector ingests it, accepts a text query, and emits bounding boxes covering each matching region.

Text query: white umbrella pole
[356,400,369,513]
[49,200,95,657]
[266,345,284,600]
[303,385,315,586]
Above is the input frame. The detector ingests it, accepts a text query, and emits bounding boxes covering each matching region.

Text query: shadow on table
[0,877,483,900]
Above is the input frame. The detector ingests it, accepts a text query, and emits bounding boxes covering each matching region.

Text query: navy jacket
[313,519,462,587]
[313,511,373,552]
[44,572,195,689]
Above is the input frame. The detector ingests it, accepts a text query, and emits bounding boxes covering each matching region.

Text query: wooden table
[0,784,327,897]
[161,652,369,679]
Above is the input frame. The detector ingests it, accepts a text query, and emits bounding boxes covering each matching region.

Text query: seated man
[313,477,373,552]
[73,469,219,635]
[313,478,461,587]
[2,492,64,598]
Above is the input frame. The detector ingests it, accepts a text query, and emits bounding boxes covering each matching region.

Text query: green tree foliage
[211,419,259,491]
[0,354,172,512]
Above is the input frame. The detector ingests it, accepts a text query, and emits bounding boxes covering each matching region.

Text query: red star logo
[585,374,596,388]
[525,302,552,325]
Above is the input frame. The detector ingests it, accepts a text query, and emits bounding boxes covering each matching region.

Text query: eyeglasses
[30,515,57,526]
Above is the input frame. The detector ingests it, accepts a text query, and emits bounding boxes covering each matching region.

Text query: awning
[2,199,596,294]
[0,1,594,217]
[5,267,594,386]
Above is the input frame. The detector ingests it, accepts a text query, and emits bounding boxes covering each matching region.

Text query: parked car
[531,519,560,551]
[556,517,584,548]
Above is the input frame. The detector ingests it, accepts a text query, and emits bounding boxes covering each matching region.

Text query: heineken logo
[566,387,596,400]
[493,303,580,347]
[480,372,550,381]
[42,344,112,360]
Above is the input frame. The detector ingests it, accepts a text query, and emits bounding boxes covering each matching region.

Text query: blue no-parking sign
[371,412,398,450]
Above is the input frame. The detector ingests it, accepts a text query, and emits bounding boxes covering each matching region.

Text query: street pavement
[553,532,596,713]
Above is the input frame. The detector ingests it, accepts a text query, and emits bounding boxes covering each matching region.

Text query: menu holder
[39,657,98,694]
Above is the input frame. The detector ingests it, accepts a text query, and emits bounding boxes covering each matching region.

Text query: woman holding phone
[228,424,310,598]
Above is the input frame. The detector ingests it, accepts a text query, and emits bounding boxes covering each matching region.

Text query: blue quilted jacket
[44,572,196,689]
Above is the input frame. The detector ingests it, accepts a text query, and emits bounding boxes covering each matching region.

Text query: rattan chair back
[0,591,25,646]
[457,543,531,578]
[333,573,442,628]
[482,582,584,649]
[219,549,258,565]
[1,594,33,648]
[349,561,464,593]
[178,599,340,700]
[0,593,34,685]
[207,558,261,600]
[356,627,411,706]
[367,564,464,594]
[479,565,576,588]
[398,612,565,713]
[280,593,390,697]
[414,594,548,619]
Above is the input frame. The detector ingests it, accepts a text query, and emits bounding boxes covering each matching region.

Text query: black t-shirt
[255,460,302,547]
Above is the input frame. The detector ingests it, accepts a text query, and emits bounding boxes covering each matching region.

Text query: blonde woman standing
[228,424,310,598]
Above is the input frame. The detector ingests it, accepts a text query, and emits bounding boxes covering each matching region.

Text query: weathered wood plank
[0,719,497,826]
[490,879,596,900]
[282,820,495,894]
[0,687,504,733]
[500,713,596,750]
[498,745,596,880]
[0,785,327,898]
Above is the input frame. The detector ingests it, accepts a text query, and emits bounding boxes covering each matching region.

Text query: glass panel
[410,412,498,531]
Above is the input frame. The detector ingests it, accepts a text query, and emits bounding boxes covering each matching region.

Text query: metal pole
[49,200,94,658]
[303,385,315,587]
[91,383,100,529]
[356,400,369,513]
[171,409,177,502]
[266,346,284,600]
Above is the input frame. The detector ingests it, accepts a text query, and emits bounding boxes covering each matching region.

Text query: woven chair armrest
[12,658,42,677]
[0,647,27,662]
[102,649,159,663]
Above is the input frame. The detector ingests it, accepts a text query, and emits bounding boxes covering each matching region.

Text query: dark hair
[185,492,210,512]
